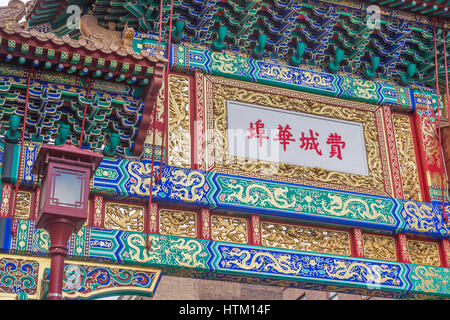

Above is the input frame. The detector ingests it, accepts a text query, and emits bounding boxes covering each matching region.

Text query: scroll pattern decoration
[0,257,39,296]
[62,263,159,299]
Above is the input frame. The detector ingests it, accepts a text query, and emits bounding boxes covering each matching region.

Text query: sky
[1,0,15,6]
[1,0,35,23]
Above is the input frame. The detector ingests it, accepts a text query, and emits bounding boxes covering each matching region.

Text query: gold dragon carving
[224,248,396,285]
[260,222,351,256]
[392,114,422,201]
[211,84,384,191]
[167,74,191,168]
[411,266,447,294]
[225,249,301,275]
[169,169,206,202]
[324,260,397,284]
[408,240,441,267]
[104,202,144,232]
[126,233,205,268]
[159,209,197,238]
[225,183,296,209]
[402,201,437,233]
[362,234,397,262]
[320,194,389,222]
[211,215,248,244]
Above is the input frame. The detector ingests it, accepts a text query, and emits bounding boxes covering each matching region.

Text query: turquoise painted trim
[4,221,449,299]
[170,44,440,113]
[17,142,450,239]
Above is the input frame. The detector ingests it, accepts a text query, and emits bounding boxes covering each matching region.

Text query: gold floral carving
[211,215,248,244]
[260,221,351,256]
[93,196,103,227]
[392,114,422,201]
[14,191,31,219]
[104,202,144,232]
[353,228,364,257]
[200,209,211,239]
[362,234,397,261]
[209,82,386,194]
[0,184,11,217]
[168,74,191,168]
[159,209,197,238]
[148,203,158,234]
[408,240,441,267]
[251,215,261,245]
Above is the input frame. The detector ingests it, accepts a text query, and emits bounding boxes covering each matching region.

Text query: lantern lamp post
[32,141,103,300]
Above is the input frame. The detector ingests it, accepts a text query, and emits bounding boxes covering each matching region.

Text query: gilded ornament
[104,202,144,232]
[0,184,11,217]
[159,209,197,238]
[362,234,397,261]
[392,114,422,201]
[125,233,207,268]
[261,221,351,256]
[324,260,397,284]
[209,82,386,194]
[408,240,441,267]
[401,201,440,233]
[211,215,248,244]
[14,191,31,219]
[200,209,211,239]
[217,175,396,224]
[167,74,191,168]
[420,114,442,171]
[410,266,449,295]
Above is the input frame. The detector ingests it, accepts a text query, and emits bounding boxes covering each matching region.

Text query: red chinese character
[299,129,322,156]
[274,124,295,151]
[248,119,269,147]
[326,133,346,160]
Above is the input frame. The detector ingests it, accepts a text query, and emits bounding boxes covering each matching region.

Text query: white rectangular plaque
[226,101,369,176]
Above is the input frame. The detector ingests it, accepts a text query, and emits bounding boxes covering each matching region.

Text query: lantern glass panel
[50,167,86,209]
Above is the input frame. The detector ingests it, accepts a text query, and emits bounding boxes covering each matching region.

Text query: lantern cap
[32,142,104,175]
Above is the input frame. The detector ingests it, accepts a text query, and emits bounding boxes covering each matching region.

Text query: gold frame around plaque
[199,75,394,197]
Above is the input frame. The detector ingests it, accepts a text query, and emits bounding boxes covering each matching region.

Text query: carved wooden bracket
[133,62,165,156]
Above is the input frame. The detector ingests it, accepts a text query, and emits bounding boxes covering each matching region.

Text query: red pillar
[351,228,364,258]
[199,208,211,240]
[440,239,450,268]
[396,234,411,264]
[250,215,262,246]
[45,217,76,300]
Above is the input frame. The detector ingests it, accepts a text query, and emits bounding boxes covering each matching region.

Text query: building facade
[0,0,448,300]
